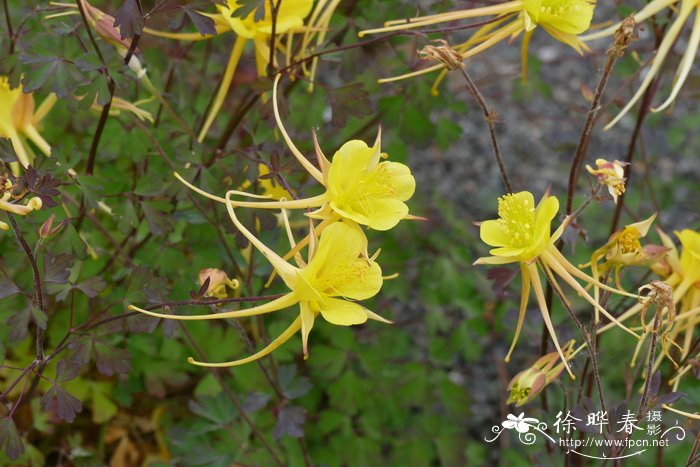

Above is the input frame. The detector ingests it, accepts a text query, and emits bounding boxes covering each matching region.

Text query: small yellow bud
[198,268,239,299]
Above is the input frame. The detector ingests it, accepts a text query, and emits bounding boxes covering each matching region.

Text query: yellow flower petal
[522,0,595,35]
[302,221,383,300]
[480,219,512,247]
[318,298,369,326]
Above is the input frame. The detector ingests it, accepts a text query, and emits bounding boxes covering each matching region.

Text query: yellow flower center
[510,384,531,402]
[617,228,642,255]
[497,193,535,248]
[523,0,595,34]
[335,164,392,207]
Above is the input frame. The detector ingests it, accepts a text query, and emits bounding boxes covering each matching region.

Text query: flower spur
[581,0,700,129]
[475,191,640,378]
[358,0,596,87]
[144,0,340,140]
[129,201,390,367]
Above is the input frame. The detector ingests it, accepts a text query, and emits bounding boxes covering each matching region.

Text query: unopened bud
[198,268,239,299]
[39,214,63,239]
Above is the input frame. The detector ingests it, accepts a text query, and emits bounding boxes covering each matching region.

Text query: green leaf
[20,52,86,99]
[30,305,48,330]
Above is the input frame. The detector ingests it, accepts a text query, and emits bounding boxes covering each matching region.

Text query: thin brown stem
[3,0,14,54]
[566,37,628,214]
[457,68,512,193]
[545,267,608,421]
[7,214,44,361]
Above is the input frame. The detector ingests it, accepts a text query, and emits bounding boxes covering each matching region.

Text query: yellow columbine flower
[582,0,699,129]
[144,0,316,142]
[586,158,627,204]
[175,74,416,232]
[358,0,595,88]
[475,191,639,377]
[584,214,662,321]
[130,214,389,367]
[0,76,55,171]
[0,179,43,231]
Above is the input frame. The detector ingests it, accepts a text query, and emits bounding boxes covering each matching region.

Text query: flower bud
[198,268,239,299]
[507,341,575,406]
[39,214,63,239]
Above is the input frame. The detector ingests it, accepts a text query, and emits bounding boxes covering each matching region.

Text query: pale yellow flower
[0,76,55,170]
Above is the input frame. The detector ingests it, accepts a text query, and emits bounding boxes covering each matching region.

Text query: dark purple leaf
[55,359,79,383]
[114,0,144,40]
[0,273,20,299]
[40,385,83,422]
[329,83,373,129]
[162,317,178,338]
[7,306,30,343]
[273,406,305,440]
[58,338,93,382]
[19,166,61,208]
[93,341,131,376]
[653,392,685,407]
[278,365,313,400]
[75,277,107,298]
[183,5,217,36]
[142,201,174,236]
[648,371,661,397]
[43,253,73,284]
[0,417,24,461]
[192,276,210,299]
[243,392,271,413]
[486,267,517,299]
[127,313,160,334]
[231,0,265,22]
[0,138,19,164]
